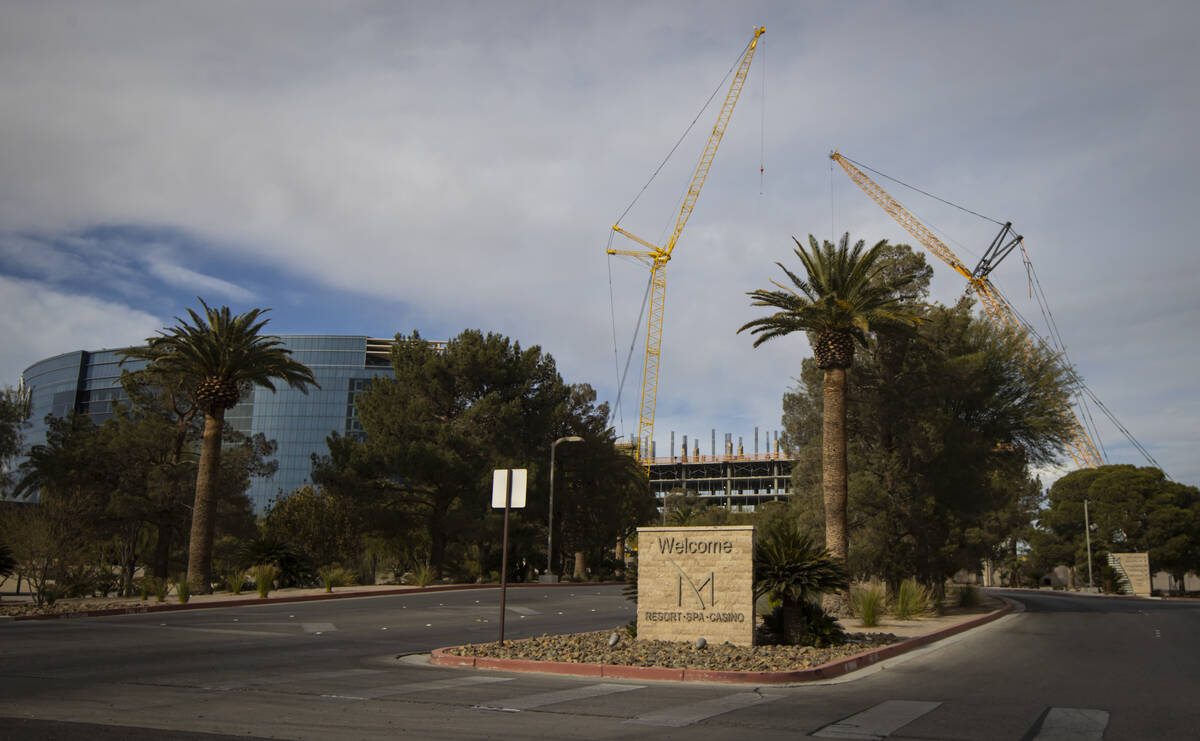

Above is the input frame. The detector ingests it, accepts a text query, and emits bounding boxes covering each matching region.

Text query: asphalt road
[1,586,1197,740]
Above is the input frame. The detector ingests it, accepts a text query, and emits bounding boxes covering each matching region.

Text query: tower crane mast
[609,26,765,463]
[830,151,1105,470]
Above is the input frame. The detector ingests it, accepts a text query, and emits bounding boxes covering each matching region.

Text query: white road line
[301,622,337,633]
[506,606,540,616]
[1030,707,1110,741]
[162,626,285,638]
[354,675,513,700]
[627,692,779,728]
[478,682,643,711]
[813,700,942,740]
[208,668,384,691]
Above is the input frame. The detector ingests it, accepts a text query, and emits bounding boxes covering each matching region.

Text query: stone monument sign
[636,525,755,646]
[1110,552,1152,596]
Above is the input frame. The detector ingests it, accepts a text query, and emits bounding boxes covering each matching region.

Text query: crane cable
[607,236,656,431]
[612,42,749,226]
[606,34,758,432]
[842,154,1165,474]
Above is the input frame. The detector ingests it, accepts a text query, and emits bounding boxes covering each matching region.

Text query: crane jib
[609,26,765,464]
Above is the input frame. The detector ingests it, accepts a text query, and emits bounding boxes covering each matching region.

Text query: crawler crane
[830,150,1106,469]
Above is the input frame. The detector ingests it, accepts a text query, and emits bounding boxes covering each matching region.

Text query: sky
[1,1,1197,487]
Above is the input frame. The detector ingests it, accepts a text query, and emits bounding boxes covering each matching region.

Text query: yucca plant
[850,585,885,627]
[893,578,929,619]
[175,580,190,604]
[318,565,355,593]
[412,563,435,588]
[252,564,278,598]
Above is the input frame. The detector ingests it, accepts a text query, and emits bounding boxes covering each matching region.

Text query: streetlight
[545,435,584,582]
[1084,498,1095,590]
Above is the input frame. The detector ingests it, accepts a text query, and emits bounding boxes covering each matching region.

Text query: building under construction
[646,428,794,509]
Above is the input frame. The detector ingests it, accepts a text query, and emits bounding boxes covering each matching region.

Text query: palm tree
[754,523,847,644]
[122,300,318,592]
[739,234,921,607]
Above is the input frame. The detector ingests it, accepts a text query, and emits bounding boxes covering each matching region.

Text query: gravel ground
[445,629,903,672]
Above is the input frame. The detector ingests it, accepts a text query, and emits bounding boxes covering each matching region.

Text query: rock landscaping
[444,629,902,672]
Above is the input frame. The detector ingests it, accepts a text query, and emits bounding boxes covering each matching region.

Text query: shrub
[850,586,885,627]
[252,564,278,598]
[412,563,435,588]
[893,578,929,619]
[761,599,846,648]
[318,565,356,593]
[225,571,245,595]
[239,537,314,588]
[754,522,847,645]
[958,584,980,608]
[155,578,168,603]
[175,580,190,604]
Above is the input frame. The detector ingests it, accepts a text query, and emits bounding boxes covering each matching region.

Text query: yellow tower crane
[609,26,765,463]
[830,151,1105,469]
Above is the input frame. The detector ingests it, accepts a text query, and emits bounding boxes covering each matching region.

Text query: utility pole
[1084,499,1094,590]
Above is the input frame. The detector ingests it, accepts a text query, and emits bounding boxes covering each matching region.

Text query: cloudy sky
[1,1,1196,486]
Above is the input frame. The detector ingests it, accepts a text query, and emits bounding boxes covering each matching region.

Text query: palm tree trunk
[187,409,225,593]
[822,367,850,615]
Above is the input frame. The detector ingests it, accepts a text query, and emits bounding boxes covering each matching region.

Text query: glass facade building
[18,336,436,513]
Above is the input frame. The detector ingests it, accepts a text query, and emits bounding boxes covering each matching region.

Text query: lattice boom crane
[609,26,765,463]
[830,150,1105,470]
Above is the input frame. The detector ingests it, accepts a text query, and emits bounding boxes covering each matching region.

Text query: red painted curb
[8,581,624,622]
[428,600,1014,684]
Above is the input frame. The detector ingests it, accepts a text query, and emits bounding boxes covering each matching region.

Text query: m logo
[678,572,715,609]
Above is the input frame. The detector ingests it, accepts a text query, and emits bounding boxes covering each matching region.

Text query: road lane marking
[813,700,942,740]
[506,606,540,616]
[302,622,337,633]
[338,675,513,700]
[1030,707,1109,740]
[627,692,779,728]
[208,668,384,691]
[476,682,643,711]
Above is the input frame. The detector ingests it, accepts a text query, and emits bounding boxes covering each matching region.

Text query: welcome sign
[636,525,755,646]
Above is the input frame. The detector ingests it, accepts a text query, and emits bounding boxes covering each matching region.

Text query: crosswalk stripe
[1030,707,1110,740]
[477,682,643,711]
[208,668,384,691]
[813,700,942,740]
[351,675,514,700]
[627,692,779,728]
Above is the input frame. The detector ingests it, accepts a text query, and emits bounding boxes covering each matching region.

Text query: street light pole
[547,435,584,582]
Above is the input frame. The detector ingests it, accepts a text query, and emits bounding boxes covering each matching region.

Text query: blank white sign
[491,468,527,508]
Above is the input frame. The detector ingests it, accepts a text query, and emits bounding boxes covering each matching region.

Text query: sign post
[491,468,527,644]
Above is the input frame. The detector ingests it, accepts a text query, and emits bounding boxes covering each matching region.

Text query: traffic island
[430,599,1013,684]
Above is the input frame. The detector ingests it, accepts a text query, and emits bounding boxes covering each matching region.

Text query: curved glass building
[18,336,435,513]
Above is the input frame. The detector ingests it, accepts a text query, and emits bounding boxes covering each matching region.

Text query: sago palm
[739,234,921,608]
[122,300,317,592]
[754,523,847,644]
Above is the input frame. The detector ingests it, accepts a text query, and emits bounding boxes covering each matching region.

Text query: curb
[429,600,1014,684]
[6,581,623,622]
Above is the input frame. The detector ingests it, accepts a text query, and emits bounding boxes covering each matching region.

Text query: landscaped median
[430,599,1013,684]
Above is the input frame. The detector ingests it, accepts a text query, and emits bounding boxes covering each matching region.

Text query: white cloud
[144,256,255,302]
[0,276,163,384]
[0,1,1197,485]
